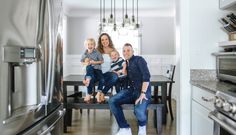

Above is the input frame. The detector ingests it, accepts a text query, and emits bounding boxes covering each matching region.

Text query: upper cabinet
[220,0,236,9]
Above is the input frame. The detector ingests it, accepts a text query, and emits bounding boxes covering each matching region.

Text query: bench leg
[80,109,83,114]
[156,107,162,135]
[68,109,73,126]
[64,110,68,133]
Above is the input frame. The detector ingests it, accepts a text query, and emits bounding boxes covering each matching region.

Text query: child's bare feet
[84,95,91,103]
[96,92,101,103]
[100,93,105,102]
[83,78,90,87]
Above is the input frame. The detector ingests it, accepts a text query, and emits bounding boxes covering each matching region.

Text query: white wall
[141,17,175,54]
[66,16,175,55]
[189,0,227,69]
[67,17,99,54]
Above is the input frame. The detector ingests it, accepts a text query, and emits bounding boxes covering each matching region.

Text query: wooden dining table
[62,74,174,132]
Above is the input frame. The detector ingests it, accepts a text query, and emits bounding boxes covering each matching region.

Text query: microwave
[215,52,236,83]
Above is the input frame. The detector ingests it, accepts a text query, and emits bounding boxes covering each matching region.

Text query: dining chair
[156,64,176,120]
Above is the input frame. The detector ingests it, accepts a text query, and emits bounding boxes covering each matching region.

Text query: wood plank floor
[64,100,176,135]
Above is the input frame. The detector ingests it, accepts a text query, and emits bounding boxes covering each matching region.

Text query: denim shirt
[127,55,151,98]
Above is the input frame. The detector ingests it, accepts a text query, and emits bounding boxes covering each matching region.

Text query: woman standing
[96,33,118,102]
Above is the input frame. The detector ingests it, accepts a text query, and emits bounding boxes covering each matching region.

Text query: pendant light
[131,0,135,25]
[130,0,139,30]
[135,0,140,29]
[124,0,130,26]
[102,0,106,26]
[122,0,125,27]
[107,0,114,25]
[113,0,117,31]
[99,0,102,34]
[118,0,128,35]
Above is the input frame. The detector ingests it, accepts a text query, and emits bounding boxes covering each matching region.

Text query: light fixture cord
[132,0,134,17]
[103,0,105,21]
[125,0,128,16]
[114,0,116,22]
[122,0,124,25]
[111,0,113,16]
[136,0,138,24]
[100,0,102,23]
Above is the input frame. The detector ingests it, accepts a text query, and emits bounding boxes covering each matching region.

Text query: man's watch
[141,91,146,94]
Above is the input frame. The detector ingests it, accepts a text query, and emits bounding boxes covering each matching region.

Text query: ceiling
[63,0,175,17]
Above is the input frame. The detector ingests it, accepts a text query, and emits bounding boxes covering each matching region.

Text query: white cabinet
[191,86,215,135]
[220,0,236,9]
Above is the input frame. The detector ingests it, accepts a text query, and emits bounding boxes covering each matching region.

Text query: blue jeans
[86,65,104,94]
[115,77,128,93]
[101,72,118,94]
[108,89,150,128]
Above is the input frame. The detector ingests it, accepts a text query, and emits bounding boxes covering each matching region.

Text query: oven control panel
[214,91,236,121]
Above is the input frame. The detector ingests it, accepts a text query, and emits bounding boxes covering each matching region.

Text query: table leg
[154,86,158,103]
[161,83,167,124]
[156,105,163,135]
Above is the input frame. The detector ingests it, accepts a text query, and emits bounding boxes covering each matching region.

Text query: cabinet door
[220,0,236,9]
[191,101,214,135]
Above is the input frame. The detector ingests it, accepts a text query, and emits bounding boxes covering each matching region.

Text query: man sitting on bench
[109,43,151,135]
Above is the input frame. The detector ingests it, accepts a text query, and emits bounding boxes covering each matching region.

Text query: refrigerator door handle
[45,0,53,104]
[40,109,65,135]
[3,104,43,125]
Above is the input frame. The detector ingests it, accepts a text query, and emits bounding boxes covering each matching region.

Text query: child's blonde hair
[110,50,120,57]
[84,38,96,47]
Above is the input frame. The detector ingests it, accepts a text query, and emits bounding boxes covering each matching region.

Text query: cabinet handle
[201,97,214,102]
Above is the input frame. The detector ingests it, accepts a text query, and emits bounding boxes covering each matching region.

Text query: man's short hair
[123,43,133,48]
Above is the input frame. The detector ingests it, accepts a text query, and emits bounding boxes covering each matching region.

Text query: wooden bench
[65,97,163,135]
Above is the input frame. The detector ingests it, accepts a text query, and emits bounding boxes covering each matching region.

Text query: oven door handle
[209,111,236,134]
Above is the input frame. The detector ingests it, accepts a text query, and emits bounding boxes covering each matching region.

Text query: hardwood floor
[64,100,176,135]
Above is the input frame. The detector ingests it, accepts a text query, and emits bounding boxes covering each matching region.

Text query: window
[103,27,141,56]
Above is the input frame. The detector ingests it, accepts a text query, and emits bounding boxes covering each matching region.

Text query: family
[80,33,151,135]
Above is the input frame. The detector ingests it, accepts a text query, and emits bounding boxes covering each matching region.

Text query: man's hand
[135,93,148,105]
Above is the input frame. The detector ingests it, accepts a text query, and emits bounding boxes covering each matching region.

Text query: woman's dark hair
[97,33,115,54]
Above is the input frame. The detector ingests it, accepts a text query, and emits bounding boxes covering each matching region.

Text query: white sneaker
[138,125,146,135]
[115,128,132,135]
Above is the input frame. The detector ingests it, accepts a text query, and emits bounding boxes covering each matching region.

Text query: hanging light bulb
[135,0,140,29]
[99,0,103,34]
[131,0,135,24]
[113,0,117,31]
[124,0,130,27]
[130,0,140,30]
[118,0,128,35]
[107,0,114,25]
[102,0,106,27]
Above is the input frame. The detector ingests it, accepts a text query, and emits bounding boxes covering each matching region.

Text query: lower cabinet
[191,86,214,135]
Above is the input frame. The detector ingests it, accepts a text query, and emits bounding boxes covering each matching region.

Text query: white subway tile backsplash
[63,54,176,77]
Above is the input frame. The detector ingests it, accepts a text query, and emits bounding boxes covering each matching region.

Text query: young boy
[110,50,127,93]
[81,38,104,102]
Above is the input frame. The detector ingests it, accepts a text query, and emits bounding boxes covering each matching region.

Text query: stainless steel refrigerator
[0,0,65,134]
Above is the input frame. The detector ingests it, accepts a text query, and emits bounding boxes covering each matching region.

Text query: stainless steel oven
[215,52,236,83]
[208,91,236,135]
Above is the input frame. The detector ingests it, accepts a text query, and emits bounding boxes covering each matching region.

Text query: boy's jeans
[85,65,104,94]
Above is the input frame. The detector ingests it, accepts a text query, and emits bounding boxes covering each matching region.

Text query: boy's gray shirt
[81,49,103,70]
